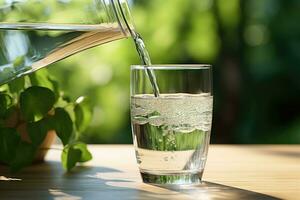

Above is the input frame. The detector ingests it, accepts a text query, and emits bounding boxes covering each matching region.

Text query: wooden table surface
[0,145,299,200]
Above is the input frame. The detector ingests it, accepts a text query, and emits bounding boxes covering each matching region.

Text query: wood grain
[0,145,299,200]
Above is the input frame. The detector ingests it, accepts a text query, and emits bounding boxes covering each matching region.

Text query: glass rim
[131,64,212,70]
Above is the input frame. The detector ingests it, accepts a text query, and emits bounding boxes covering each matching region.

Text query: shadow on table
[0,161,281,200]
[259,148,300,159]
[155,182,281,200]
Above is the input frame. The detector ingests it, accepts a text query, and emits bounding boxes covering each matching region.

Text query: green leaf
[8,76,25,94]
[0,128,21,164]
[29,70,53,89]
[62,95,71,103]
[72,142,92,162]
[48,77,60,102]
[52,108,73,145]
[30,70,61,102]
[13,56,25,71]
[61,146,81,171]
[0,67,15,84]
[10,141,36,173]
[20,86,55,122]
[0,84,9,92]
[61,142,92,171]
[0,93,13,118]
[27,118,51,146]
[74,97,92,132]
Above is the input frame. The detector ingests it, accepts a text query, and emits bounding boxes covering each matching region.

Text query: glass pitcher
[0,0,135,85]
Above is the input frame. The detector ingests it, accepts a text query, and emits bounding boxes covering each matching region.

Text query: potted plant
[0,69,93,172]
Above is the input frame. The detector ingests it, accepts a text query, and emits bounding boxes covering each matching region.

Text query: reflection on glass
[0,0,134,84]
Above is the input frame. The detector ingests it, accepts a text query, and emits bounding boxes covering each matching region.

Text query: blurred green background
[48,0,300,144]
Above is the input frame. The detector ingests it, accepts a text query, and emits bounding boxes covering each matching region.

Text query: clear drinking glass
[131,65,213,185]
[0,0,135,84]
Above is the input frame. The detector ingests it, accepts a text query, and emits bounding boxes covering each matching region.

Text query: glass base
[140,171,203,185]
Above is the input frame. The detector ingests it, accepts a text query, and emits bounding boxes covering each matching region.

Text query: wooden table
[1,145,299,200]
